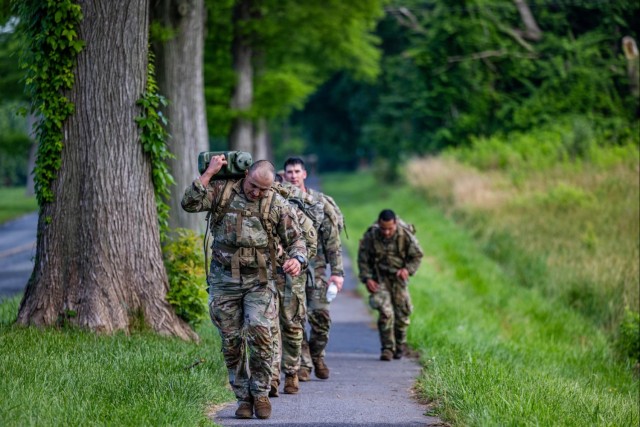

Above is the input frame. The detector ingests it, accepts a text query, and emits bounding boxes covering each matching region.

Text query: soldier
[283,157,344,381]
[269,177,319,396]
[181,156,307,420]
[357,209,423,361]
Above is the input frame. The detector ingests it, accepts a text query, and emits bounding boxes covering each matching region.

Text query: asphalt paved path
[213,236,442,426]
[0,212,37,299]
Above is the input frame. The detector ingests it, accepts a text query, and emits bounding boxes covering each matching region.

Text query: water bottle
[326,283,338,302]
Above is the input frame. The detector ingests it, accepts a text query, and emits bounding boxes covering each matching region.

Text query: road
[0,212,37,299]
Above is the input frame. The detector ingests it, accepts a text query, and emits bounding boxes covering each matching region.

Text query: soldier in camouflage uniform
[284,157,344,381]
[269,179,320,396]
[357,209,423,361]
[181,156,307,420]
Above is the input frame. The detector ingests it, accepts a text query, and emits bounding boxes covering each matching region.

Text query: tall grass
[0,295,233,426]
[323,171,639,426]
[406,135,639,351]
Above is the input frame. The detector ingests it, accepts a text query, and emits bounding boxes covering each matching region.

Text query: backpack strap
[203,180,236,279]
[259,189,278,282]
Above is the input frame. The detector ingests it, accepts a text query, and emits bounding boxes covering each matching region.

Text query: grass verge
[0,187,37,224]
[323,171,639,426]
[0,295,233,426]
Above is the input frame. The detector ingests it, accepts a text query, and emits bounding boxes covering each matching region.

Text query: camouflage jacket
[307,188,344,276]
[357,224,423,283]
[181,179,307,272]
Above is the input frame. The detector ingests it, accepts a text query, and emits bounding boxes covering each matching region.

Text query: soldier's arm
[404,234,424,276]
[321,217,344,276]
[357,232,374,283]
[181,179,222,212]
[274,199,308,265]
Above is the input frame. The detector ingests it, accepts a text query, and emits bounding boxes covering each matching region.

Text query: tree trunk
[229,0,253,154]
[24,113,37,196]
[152,0,209,233]
[253,117,270,161]
[17,0,196,341]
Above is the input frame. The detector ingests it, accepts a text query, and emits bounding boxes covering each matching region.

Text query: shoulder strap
[203,180,236,279]
[259,189,278,276]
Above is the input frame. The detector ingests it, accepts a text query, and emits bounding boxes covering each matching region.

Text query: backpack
[322,194,347,238]
[203,180,277,280]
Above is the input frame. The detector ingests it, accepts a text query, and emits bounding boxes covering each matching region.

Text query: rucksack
[203,180,277,279]
[322,194,347,238]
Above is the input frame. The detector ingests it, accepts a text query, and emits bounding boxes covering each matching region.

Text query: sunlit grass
[324,170,639,426]
[0,295,233,426]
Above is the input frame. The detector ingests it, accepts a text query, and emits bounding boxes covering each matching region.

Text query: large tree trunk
[229,0,253,153]
[17,0,196,341]
[253,118,270,161]
[152,0,209,233]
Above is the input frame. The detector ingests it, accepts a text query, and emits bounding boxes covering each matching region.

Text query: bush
[163,229,208,327]
[617,308,640,363]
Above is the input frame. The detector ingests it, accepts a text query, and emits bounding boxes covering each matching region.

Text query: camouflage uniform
[357,223,423,353]
[271,204,317,384]
[299,188,344,372]
[181,178,306,403]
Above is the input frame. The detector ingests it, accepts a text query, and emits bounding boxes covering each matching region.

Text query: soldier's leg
[369,285,395,353]
[208,270,247,401]
[392,279,413,355]
[299,270,314,377]
[307,267,331,361]
[244,278,278,399]
[280,274,306,376]
[269,287,282,397]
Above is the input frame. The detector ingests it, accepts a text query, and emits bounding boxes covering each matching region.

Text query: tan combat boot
[380,349,393,361]
[269,380,279,397]
[313,357,330,379]
[235,400,253,419]
[283,373,299,394]
[298,367,311,382]
[254,396,272,419]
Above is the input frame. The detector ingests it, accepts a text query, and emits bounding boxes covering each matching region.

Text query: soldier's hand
[199,154,227,186]
[283,258,302,277]
[366,279,379,293]
[396,268,409,282]
[329,275,344,291]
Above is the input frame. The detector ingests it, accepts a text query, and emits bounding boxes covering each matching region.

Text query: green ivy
[135,50,175,241]
[16,0,84,206]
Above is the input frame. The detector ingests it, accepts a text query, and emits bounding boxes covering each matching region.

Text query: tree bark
[17,0,196,341]
[152,0,209,233]
[513,0,542,42]
[253,117,270,161]
[229,0,253,154]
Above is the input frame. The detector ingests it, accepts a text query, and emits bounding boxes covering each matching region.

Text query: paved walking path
[213,247,442,426]
[0,212,37,298]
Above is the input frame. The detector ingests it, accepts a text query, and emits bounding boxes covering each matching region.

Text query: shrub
[163,229,208,327]
[616,308,640,363]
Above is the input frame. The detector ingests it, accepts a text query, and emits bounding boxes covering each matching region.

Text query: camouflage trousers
[300,266,332,370]
[369,275,413,352]
[207,263,278,402]
[271,273,307,383]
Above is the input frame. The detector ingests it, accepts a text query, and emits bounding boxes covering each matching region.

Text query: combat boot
[298,367,311,382]
[254,396,272,419]
[313,357,330,379]
[269,380,279,397]
[235,400,253,419]
[283,373,299,394]
[380,349,393,361]
[393,344,405,360]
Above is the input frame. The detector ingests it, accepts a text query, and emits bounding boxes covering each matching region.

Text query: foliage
[295,0,639,172]
[15,0,84,206]
[616,308,640,363]
[324,170,639,426]
[163,229,208,327]
[0,102,30,186]
[0,295,232,426]
[203,0,384,143]
[135,50,175,241]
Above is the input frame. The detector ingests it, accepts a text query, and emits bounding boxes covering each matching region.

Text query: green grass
[0,295,233,426]
[0,187,37,224]
[324,171,639,426]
